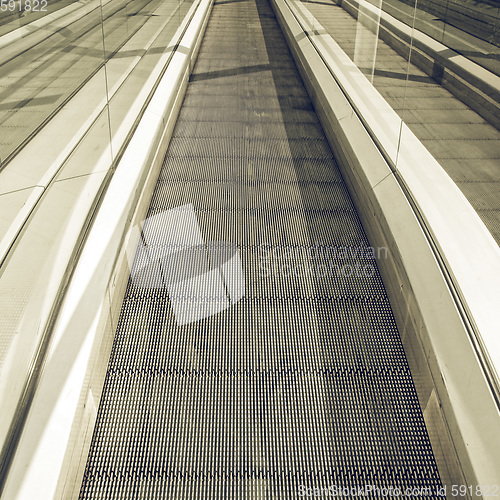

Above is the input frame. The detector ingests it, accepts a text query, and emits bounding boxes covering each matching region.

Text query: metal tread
[79,0,444,497]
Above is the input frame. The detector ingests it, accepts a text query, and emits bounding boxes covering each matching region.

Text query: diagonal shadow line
[0,94,64,110]
[454,49,500,60]
[301,0,336,5]
[215,0,251,4]
[60,43,180,60]
[365,68,435,83]
[190,63,272,82]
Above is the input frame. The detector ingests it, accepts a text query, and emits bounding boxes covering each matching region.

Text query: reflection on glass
[293,0,499,172]
[0,0,107,165]
[0,0,198,474]
[292,0,403,163]
[413,0,500,76]
[103,0,196,152]
[353,0,382,83]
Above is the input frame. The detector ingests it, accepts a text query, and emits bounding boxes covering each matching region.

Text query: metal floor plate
[79,0,443,497]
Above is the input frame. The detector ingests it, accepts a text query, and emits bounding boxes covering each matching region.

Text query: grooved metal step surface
[79,0,444,497]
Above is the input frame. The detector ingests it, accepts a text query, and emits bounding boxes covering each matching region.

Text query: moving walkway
[0,0,499,497]
[79,0,443,496]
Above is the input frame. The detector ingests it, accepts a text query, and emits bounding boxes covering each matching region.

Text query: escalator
[78,0,444,496]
